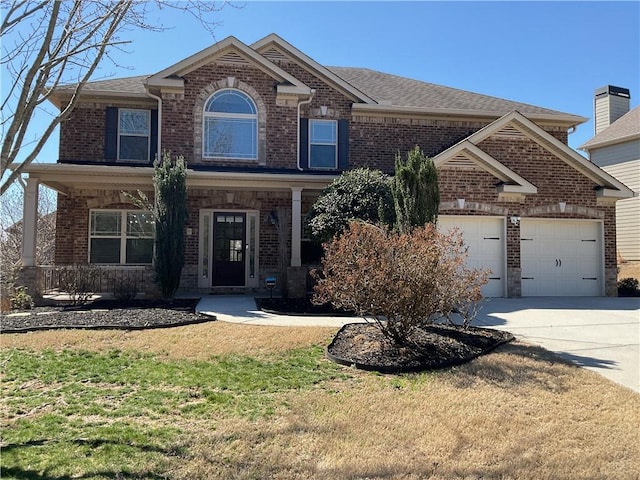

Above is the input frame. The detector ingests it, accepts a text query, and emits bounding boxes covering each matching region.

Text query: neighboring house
[580,86,639,262]
[17,34,633,298]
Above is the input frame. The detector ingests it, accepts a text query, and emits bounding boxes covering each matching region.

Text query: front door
[212,212,246,287]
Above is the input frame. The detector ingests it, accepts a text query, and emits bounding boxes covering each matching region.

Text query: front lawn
[2,322,639,479]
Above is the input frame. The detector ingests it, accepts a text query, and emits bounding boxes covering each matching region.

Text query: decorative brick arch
[193,78,267,165]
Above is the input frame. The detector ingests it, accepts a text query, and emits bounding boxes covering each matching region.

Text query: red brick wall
[54,57,613,295]
[59,100,156,162]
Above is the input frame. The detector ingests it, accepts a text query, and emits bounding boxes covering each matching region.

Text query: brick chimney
[594,85,630,134]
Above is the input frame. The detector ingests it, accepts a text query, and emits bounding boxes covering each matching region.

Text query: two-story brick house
[19,34,633,297]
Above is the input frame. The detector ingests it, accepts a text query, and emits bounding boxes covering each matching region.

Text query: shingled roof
[56,75,148,94]
[580,106,640,150]
[51,61,581,123]
[328,67,571,117]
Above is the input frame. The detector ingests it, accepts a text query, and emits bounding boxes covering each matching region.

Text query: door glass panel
[213,212,246,287]
[249,215,256,278]
[202,213,210,279]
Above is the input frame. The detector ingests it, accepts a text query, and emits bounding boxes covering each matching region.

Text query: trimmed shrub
[618,277,640,297]
[305,168,395,244]
[313,221,489,346]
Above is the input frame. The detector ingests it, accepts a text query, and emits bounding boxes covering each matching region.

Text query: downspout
[297,89,315,171]
[145,86,162,161]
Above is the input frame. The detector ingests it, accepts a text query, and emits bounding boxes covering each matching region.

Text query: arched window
[203,89,258,159]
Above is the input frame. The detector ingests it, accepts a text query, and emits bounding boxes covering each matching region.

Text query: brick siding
[52,56,616,296]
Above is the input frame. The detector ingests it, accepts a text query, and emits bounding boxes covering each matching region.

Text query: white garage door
[521,219,603,296]
[438,216,505,297]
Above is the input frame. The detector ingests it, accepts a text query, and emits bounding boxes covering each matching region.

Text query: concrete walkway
[197,295,365,327]
[196,295,640,393]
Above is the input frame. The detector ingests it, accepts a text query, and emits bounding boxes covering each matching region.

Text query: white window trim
[309,119,338,170]
[117,108,151,162]
[88,209,154,265]
[203,89,258,160]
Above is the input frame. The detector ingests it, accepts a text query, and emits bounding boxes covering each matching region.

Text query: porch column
[291,187,303,267]
[22,177,39,266]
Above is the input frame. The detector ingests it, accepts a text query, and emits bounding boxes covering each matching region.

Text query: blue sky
[6,1,640,165]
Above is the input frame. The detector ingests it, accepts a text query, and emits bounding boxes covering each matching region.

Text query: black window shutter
[104,107,118,160]
[337,119,349,170]
[299,118,309,170]
[150,109,158,163]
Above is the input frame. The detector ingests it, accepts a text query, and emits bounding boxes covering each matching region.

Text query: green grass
[0,347,345,480]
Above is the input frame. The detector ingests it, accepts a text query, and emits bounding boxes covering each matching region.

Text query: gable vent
[216,50,250,65]
[444,153,477,169]
[261,47,291,63]
[494,125,525,139]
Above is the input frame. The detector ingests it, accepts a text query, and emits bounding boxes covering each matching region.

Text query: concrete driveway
[197,295,640,393]
[473,297,640,393]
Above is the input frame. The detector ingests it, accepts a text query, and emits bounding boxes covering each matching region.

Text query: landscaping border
[0,314,216,334]
[326,323,515,374]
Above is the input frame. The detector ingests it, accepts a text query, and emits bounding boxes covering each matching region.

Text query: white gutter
[297,89,315,171]
[144,86,162,161]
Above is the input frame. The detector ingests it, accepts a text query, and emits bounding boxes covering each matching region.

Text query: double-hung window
[309,120,337,169]
[119,109,150,161]
[89,210,154,264]
[203,89,258,159]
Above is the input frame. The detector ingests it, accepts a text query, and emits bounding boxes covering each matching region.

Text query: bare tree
[1,0,231,194]
[0,185,56,286]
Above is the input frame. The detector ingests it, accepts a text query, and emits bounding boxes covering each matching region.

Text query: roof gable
[251,33,376,104]
[445,111,634,200]
[433,140,538,200]
[581,106,640,151]
[146,36,311,95]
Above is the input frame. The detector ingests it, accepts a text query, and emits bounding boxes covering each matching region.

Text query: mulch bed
[0,298,212,334]
[255,297,354,316]
[327,322,515,374]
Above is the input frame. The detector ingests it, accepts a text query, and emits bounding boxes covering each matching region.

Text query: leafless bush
[57,265,99,305]
[313,222,489,346]
[110,274,138,302]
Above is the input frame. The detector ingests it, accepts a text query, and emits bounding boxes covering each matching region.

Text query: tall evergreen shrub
[392,146,439,233]
[153,152,187,299]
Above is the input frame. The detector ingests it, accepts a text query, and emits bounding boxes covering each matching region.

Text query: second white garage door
[520,219,603,296]
[438,216,506,297]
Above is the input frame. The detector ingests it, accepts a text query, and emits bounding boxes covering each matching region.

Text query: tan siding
[601,160,640,261]
[591,141,640,168]
[604,159,640,192]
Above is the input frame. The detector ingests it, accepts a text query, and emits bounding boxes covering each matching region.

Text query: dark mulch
[327,322,515,374]
[255,297,354,316]
[0,298,212,334]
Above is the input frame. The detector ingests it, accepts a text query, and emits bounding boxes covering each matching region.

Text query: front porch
[17,164,337,300]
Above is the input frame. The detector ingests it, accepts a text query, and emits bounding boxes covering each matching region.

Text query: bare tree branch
[1,0,232,194]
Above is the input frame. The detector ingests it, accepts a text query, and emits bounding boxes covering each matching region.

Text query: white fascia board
[144,77,184,89]
[22,163,336,191]
[433,141,538,194]
[252,33,376,104]
[147,35,309,93]
[596,188,635,199]
[497,183,538,195]
[352,104,586,127]
[580,133,640,152]
[49,90,152,109]
[277,84,313,96]
[463,111,634,197]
